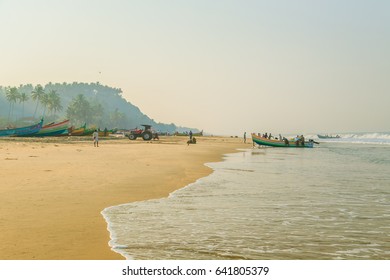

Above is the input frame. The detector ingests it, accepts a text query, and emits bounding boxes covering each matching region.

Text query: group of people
[282,134,306,146]
[257,132,284,141]
[293,135,305,146]
[251,131,306,146]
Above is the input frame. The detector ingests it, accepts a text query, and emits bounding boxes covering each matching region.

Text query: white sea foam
[102,143,390,260]
[304,132,390,145]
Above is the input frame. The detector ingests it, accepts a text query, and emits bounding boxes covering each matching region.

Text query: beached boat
[98,129,113,137]
[34,119,70,137]
[82,127,95,136]
[317,134,341,139]
[69,124,86,136]
[0,119,44,137]
[252,133,315,148]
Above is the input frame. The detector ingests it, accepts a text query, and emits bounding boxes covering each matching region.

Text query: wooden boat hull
[34,120,70,137]
[98,130,113,137]
[82,128,95,136]
[252,134,314,148]
[0,119,43,137]
[70,128,85,136]
[68,124,86,136]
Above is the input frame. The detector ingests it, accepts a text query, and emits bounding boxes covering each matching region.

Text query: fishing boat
[34,119,70,137]
[252,133,315,148]
[82,127,95,136]
[317,134,341,139]
[0,119,43,137]
[69,123,86,136]
[98,129,113,137]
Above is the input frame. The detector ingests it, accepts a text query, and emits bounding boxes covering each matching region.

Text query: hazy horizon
[1,0,389,135]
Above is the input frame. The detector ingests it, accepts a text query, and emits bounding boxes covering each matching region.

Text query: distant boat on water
[0,119,43,137]
[317,134,341,139]
[252,133,316,148]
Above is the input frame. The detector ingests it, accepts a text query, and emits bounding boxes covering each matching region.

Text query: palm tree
[90,100,104,127]
[18,92,29,119]
[46,90,63,118]
[40,92,50,117]
[31,85,45,118]
[66,94,91,126]
[5,87,20,123]
[110,108,125,128]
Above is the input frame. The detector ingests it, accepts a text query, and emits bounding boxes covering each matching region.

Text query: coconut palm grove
[0,82,199,134]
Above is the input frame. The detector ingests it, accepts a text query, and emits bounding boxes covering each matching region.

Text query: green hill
[0,82,199,134]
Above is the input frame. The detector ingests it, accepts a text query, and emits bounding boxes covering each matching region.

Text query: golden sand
[0,136,248,259]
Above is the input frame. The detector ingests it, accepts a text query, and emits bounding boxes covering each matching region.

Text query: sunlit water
[102,136,390,260]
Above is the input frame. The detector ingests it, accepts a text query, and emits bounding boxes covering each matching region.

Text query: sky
[0,0,389,135]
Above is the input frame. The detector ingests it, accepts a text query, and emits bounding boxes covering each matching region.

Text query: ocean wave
[305,132,390,145]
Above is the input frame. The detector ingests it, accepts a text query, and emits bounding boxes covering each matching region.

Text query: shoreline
[0,136,248,259]
[101,147,249,260]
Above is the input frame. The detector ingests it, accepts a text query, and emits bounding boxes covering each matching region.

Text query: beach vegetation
[5,86,21,123]
[66,94,93,127]
[0,82,201,133]
[18,91,29,119]
[46,90,63,118]
[31,84,45,118]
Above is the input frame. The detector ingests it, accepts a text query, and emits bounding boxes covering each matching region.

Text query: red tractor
[128,124,157,141]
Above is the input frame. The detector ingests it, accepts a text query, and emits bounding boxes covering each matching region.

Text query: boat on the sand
[0,119,43,137]
[34,119,70,137]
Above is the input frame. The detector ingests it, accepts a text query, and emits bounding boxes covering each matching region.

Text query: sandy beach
[0,135,247,260]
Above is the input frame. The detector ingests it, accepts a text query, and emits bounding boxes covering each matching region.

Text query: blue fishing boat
[20,119,70,137]
[0,119,43,137]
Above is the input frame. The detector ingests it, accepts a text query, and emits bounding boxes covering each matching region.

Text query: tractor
[128,124,155,141]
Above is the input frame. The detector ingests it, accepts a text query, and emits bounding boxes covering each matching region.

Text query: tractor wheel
[142,131,152,141]
[129,134,137,140]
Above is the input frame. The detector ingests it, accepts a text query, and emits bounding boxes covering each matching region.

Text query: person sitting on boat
[295,135,300,146]
[300,135,305,146]
[283,137,289,145]
[264,132,268,138]
[268,133,272,139]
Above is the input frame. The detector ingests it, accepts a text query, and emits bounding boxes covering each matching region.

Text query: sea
[102,132,390,260]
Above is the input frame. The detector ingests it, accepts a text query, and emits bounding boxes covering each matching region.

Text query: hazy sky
[1,0,389,135]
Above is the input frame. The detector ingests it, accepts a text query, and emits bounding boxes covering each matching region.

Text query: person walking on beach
[93,130,99,147]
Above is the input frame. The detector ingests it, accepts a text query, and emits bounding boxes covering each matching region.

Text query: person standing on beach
[189,130,193,141]
[93,130,99,147]
[244,132,246,143]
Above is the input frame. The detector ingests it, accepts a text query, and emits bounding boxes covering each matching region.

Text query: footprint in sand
[5,158,18,160]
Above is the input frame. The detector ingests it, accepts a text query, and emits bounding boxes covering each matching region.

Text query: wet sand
[0,136,247,259]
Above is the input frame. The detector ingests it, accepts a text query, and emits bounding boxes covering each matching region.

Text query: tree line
[1,84,126,129]
[3,85,62,123]
[0,82,200,133]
